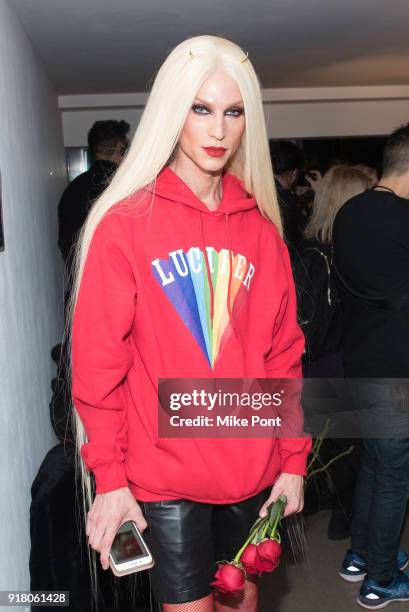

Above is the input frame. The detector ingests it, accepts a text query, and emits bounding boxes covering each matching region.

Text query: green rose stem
[250,519,269,544]
[265,495,286,541]
[268,495,286,527]
[233,521,266,563]
[268,503,283,540]
[233,496,287,564]
[247,516,264,533]
[258,519,272,542]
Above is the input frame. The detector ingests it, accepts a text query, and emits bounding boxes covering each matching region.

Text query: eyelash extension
[191,104,245,117]
[191,104,209,114]
[228,108,245,117]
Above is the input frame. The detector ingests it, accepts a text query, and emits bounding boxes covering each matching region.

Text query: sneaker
[339,550,409,583]
[357,571,409,609]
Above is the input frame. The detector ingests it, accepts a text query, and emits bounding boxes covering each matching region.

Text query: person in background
[270,140,305,244]
[334,124,409,609]
[351,164,378,187]
[296,164,371,374]
[58,119,130,273]
[292,165,371,541]
[294,167,317,222]
[270,140,321,245]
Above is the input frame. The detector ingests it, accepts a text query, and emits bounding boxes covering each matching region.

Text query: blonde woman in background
[304,165,372,248]
[65,35,311,612]
[291,164,371,542]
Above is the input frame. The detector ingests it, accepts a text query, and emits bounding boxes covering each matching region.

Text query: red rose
[255,539,282,573]
[240,544,260,575]
[258,539,282,563]
[211,563,245,593]
[255,556,279,572]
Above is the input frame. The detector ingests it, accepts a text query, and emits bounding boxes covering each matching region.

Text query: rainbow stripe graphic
[152,247,251,368]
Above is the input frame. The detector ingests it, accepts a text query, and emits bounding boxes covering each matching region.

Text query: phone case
[109,521,155,577]
[109,556,155,577]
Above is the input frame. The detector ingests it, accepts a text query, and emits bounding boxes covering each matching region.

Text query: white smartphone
[109,520,154,577]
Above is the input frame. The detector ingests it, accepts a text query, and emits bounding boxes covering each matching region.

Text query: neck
[169,154,223,211]
[377,174,409,199]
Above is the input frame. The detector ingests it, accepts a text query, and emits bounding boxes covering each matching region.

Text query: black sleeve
[57,182,88,262]
[289,244,316,325]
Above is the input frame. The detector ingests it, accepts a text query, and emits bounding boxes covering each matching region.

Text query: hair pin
[240,51,249,64]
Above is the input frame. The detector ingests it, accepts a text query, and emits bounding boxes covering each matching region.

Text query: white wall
[60,86,409,146]
[0,0,65,602]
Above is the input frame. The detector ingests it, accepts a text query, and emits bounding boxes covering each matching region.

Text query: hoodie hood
[148,165,258,216]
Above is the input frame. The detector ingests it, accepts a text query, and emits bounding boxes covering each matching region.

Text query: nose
[209,112,226,141]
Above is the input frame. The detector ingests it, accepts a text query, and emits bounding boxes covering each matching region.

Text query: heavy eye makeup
[191,103,245,117]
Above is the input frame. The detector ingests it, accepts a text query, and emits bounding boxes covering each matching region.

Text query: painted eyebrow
[193,97,244,108]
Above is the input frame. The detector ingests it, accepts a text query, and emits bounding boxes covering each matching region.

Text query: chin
[196,156,229,174]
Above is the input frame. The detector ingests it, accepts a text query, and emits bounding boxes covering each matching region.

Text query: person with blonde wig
[290,165,371,544]
[66,35,311,611]
[293,164,371,369]
[304,164,371,246]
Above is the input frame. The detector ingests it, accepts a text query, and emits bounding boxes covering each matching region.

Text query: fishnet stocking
[162,594,214,612]
[214,578,258,612]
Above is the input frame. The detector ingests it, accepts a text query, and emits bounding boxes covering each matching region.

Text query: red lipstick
[202,147,227,157]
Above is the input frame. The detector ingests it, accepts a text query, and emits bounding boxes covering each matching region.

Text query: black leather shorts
[140,487,271,604]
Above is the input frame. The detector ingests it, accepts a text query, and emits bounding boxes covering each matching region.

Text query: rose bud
[257,539,282,564]
[240,544,260,575]
[211,563,245,593]
[255,540,282,573]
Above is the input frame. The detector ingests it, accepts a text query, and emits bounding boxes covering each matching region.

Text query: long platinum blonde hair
[62,34,282,605]
[304,164,372,243]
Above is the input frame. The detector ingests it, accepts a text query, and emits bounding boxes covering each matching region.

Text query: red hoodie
[71,166,311,503]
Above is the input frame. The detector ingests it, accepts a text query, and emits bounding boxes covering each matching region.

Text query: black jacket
[290,237,342,363]
[57,160,117,263]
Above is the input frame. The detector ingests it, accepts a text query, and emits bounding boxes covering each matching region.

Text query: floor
[259,510,409,612]
[135,508,409,612]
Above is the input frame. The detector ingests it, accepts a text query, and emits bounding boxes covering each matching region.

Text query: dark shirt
[333,189,409,377]
[275,181,307,245]
[57,159,117,263]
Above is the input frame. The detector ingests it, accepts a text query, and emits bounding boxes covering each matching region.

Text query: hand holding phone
[109,520,154,576]
[86,486,148,571]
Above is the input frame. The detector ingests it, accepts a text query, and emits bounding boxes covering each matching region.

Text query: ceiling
[12,0,409,95]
